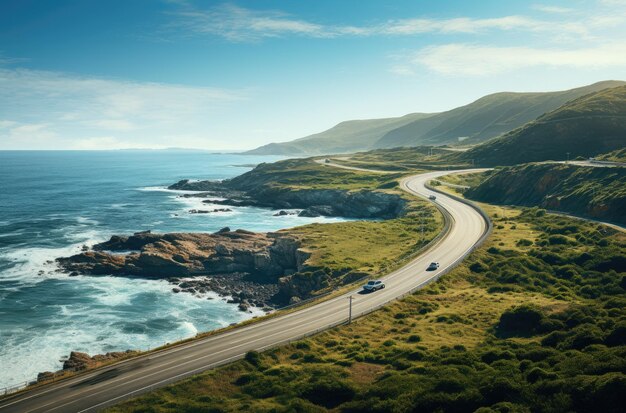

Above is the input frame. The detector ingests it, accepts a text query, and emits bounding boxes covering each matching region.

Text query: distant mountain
[245,81,625,156]
[374,80,626,149]
[245,113,433,155]
[458,85,626,166]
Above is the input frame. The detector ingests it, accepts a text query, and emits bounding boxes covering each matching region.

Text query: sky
[1,0,626,150]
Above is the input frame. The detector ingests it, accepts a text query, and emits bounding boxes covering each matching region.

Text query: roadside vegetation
[597,148,626,163]
[326,147,468,172]
[107,204,626,413]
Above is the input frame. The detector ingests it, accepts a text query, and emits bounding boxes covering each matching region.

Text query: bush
[244,351,261,367]
[497,305,545,336]
[299,378,356,408]
[605,321,626,346]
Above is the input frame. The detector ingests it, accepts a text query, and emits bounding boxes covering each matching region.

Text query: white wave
[135,186,207,195]
[76,216,99,225]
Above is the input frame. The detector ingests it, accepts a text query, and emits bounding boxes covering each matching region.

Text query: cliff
[465,163,626,225]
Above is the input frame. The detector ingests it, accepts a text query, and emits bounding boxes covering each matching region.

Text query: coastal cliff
[169,179,406,219]
[168,158,408,219]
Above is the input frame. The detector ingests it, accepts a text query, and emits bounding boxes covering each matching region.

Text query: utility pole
[347,295,354,324]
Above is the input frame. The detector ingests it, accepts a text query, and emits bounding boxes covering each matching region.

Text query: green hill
[245,81,624,155]
[374,80,625,149]
[245,113,433,155]
[460,85,626,166]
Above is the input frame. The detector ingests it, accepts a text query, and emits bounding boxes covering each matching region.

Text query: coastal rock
[189,208,232,214]
[37,372,55,382]
[168,179,223,191]
[169,175,407,219]
[57,231,306,283]
[37,350,139,382]
[298,208,320,217]
[273,210,297,216]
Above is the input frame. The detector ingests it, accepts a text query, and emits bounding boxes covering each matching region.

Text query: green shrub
[497,305,545,336]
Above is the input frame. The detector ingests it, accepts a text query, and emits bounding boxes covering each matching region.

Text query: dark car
[426,262,440,271]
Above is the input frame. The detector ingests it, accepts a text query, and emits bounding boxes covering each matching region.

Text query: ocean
[0,150,346,388]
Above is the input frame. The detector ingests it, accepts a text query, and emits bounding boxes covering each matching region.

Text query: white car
[427,262,440,271]
[363,280,385,292]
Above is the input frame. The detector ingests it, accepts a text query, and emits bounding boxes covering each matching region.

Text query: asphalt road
[0,170,489,413]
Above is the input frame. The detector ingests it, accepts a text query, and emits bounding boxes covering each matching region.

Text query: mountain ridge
[245,80,625,156]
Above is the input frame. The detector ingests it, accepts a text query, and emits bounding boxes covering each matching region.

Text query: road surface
[314,158,397,173]
[0,170,489,413]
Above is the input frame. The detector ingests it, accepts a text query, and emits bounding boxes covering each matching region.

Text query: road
[0,170,489,413]
[314,158,397,173]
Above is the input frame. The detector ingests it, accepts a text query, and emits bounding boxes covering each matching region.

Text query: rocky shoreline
[169,178,407,219]
[57,228,311,310]
[45,165,409,384]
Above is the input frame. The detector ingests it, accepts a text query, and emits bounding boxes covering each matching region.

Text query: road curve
[0,170,489,413]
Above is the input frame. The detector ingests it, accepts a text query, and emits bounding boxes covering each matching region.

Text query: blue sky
[1,0,626,150]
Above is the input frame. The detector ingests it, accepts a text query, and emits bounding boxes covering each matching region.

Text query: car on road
[426,262,440,271]
[363,280,385,292]
[429,195,437,200]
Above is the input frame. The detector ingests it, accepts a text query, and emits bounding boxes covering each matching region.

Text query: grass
[435,170,492,189]
[597,148,626,163]
[228,158,407,191]
[323,147,470,172]
[458,85,626,166]
[286,202,441,278]
[107,201,626,413]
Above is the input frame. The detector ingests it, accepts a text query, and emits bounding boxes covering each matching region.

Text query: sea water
[0,150,346,388]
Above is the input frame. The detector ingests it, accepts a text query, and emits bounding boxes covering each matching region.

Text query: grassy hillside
[375,81,625,149]
[245,113,433,155]
[465,163,626,225]
[598,148,626,163]
[226,157,406,191]
[107,207,626,413]
[460,85,626,166]
[246,81,624,156]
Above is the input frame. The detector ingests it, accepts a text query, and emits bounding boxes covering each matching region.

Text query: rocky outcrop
[56,229,314,307]
[189,208,232,214]
[37,350,138,382]
[169,179,224,191]
[58,230,306,279]
[169,173,407,219]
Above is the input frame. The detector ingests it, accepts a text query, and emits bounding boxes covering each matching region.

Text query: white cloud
[0,122,57,145]
[532,5,575,14]
[413,42,626,76]
[169,4,601,41]
[171,4,326,41]
[0,68,248,149]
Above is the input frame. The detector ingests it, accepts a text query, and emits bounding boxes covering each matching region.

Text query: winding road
[0,169,490,413]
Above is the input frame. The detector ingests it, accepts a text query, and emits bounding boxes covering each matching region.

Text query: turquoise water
[0,150,346,388]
